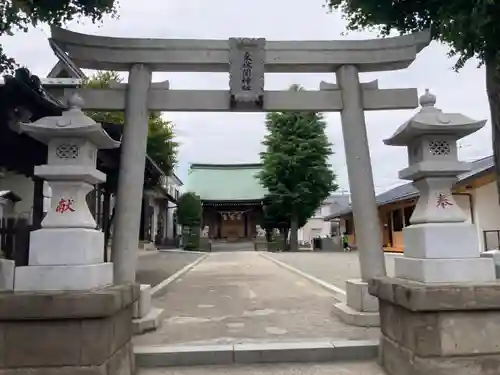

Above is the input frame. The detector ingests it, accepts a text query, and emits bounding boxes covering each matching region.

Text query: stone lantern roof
[19,93,120,149]
[384,89,486,146]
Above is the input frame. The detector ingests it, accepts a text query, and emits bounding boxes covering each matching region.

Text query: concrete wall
[471,181,500,251]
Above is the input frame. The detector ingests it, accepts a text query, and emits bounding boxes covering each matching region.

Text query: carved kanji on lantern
[436,193,453,209]
[55,198,75,214]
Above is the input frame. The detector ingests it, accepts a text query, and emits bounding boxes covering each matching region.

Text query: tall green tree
[259,84,338,251]
[176,192,203,250]
[84,71,178,175]
[325,0,500,201]
[0,0,117,73]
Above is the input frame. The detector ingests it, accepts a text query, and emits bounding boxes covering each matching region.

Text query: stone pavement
[133,251,379,346]
[266,252,398,290]
[136,251,203,288]
[139,361,385,375]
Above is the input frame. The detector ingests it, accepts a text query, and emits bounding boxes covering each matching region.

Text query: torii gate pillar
[111,64,152,284]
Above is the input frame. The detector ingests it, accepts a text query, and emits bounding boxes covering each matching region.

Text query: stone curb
[135,339,379,367]
[150,253,209,297]
[158,249,208,255]
[259,252,347,302]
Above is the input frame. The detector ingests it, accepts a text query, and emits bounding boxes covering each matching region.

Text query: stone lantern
[14,93,120,291]
[383,89,495,283]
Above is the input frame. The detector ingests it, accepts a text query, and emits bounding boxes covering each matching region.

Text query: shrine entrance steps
[210,240,255,252]
[138,361,384,375]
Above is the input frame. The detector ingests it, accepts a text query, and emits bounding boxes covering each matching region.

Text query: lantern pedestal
[370,277,500,375]
[395,223,495,283]
[0,284,139,375]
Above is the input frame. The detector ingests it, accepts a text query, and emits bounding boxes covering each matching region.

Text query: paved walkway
[133,251,379,346]
[136,251,203,288]
[267,252,398,290]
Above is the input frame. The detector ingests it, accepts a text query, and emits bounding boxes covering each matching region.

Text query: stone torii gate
[50,27,430,322]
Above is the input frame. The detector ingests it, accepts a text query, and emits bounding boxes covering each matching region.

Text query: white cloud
[1,0,492,193]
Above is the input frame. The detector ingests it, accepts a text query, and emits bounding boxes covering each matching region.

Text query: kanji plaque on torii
[228,37,265,110]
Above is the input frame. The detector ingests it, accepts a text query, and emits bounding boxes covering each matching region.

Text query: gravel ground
[265,252,398,290]
[136,251,203,287]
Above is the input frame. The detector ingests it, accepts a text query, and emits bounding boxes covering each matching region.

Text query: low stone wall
[0,283,139,375]
[370,276,500,375]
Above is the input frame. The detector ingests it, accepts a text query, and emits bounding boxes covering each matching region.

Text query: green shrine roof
[187,163,268,202]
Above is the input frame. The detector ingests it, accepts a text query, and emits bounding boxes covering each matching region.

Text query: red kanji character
[55,198,75,214]
[436,193,453,208]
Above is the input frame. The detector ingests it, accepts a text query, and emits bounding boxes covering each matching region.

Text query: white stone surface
[394,257,496,283]
[0,259,15,291]
[345,279,378,312]
[14,262,113,291]
[134,284,152,319]
[408,178,468,224]
[403,223,480,259]
[29,228,104,265]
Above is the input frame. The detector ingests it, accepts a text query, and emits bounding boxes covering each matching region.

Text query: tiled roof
[187,163,268,201]
[325,155,494,220]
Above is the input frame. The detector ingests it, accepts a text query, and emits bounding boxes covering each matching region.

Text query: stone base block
[199,237,212,252]
[0,259,14,291]
[254,238,267,251]
[14,262,113,291]
[331,302,380,327]
[345,279,378,312]
[29,228,104,265]
[395,256,496,283]
[133,284,152,319]
[370,277,500,375]
[404,223,480,259]
[0,284,139,374]
[320,238,342,252]
[481,250,500,278]
[133,307,163,335]
[380,334,500,375]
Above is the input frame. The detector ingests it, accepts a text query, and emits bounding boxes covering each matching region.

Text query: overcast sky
[1,0,492,193]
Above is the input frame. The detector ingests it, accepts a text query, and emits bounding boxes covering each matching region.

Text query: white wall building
[298,193,350,245]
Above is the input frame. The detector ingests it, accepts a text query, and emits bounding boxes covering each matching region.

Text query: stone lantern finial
[419,88,436,107]
[66,92,85,110]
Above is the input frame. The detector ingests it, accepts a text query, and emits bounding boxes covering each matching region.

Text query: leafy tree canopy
[176,192,202,228]
[84,71,178,176]
[1,0,117,73]
[259,84,338,250]
[326,0,499,69]
[325,0,500,201]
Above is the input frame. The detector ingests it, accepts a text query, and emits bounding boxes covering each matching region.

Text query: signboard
[228,37,265,109]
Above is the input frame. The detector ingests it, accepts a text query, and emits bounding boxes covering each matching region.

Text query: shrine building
[187,164,267,241]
